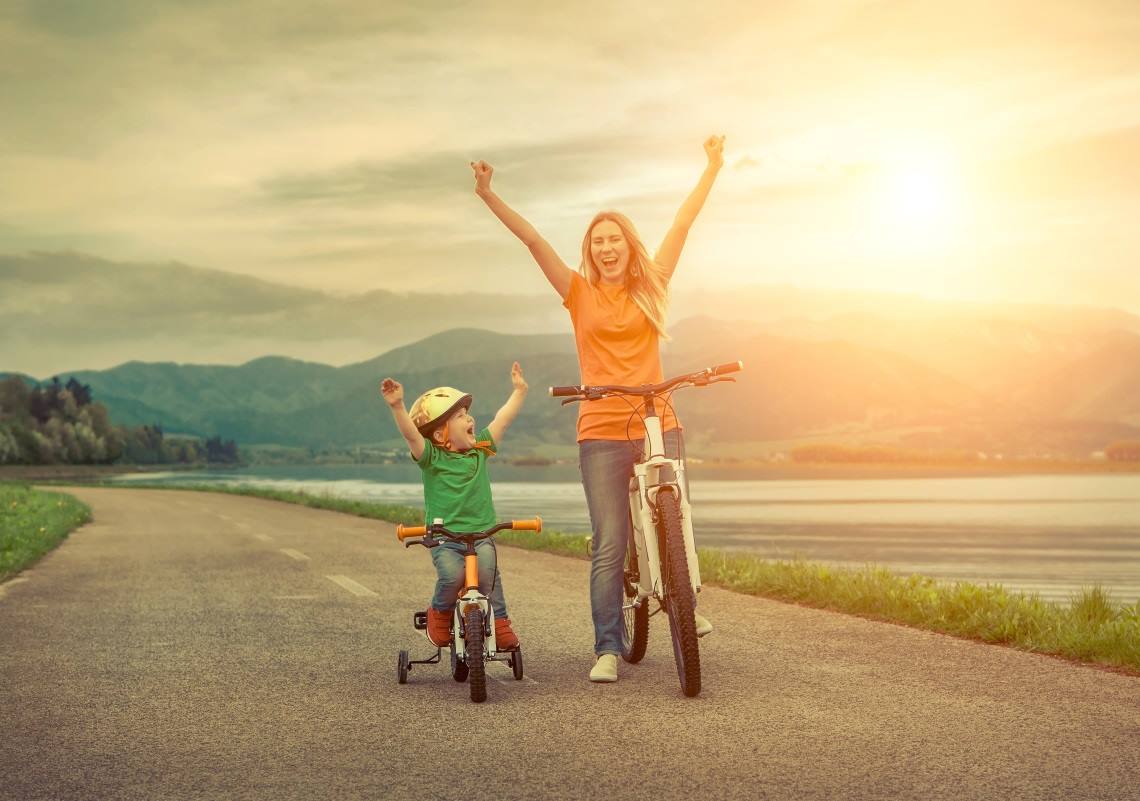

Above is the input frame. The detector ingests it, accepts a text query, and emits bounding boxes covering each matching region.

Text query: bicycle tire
[657,487,701,697]
[621,531,649,664]
[464,607,487,703]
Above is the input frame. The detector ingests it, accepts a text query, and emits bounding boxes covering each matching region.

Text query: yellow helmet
[408,387,472,436]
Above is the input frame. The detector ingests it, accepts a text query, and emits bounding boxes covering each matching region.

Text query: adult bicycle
[551,360,742,697]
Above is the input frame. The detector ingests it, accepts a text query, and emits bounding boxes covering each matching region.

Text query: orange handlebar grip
[511,517,542,532]
[397,524,427,540]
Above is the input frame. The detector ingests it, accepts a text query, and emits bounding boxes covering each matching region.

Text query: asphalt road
[2,487,1137,801]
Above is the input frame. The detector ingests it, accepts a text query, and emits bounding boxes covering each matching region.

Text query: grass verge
[101,482,1140,673]
[1,482,92,582]
[698,550,1139,673]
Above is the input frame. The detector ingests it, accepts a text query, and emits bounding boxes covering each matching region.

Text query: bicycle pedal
[412,611,428,630]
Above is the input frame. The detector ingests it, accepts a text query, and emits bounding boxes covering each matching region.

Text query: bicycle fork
[629,456,702,604]
[452,549,496,660]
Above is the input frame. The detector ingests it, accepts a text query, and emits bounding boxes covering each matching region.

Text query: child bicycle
[395,516,542,703]
[551,360,742,697]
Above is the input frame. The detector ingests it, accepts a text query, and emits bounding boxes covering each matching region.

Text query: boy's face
[435,405,476,451]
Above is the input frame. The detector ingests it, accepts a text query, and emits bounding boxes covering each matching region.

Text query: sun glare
[870,148,966,255]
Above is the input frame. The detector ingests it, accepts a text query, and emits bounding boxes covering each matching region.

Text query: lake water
[114,465,1140,605]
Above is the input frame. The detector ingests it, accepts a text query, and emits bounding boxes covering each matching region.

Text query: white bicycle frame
[452,590,497,661]
[627,411,701,605]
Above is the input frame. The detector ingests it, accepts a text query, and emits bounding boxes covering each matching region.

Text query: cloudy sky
[3,0,1139,312]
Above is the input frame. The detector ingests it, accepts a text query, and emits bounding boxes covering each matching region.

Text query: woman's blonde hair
[579,211,671,340]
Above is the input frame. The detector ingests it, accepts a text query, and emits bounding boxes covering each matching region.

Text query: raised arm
[472,161,574,300]
[654,135,725,278]
[380,378,425,462]
[487,361,528,444]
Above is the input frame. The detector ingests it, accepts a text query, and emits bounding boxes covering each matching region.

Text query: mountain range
[6,323,1138,458]
[4,252,1140,457]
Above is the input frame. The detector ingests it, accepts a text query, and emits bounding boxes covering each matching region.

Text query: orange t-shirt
[563,271,680,442]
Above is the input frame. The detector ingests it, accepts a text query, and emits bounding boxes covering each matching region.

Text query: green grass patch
[146,484,424,525]
[698,550,1140,672]
[104,482,1139,673]
[494,527,592,560]
[1,482,92,582]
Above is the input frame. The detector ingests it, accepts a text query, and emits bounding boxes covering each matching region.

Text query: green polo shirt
[415,427,498,532]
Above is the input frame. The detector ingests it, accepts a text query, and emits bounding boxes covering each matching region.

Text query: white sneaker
[694,612,713,637]
[589,653,619,683]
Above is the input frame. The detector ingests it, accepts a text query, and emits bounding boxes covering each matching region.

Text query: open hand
[471,160,494,194]
[380,377,404,406]
[704,135,725,169]
[510,361,528,392]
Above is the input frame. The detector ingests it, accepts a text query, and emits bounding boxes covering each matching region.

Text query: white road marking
[490,668,537,686]
[253,533,273,543]
[280,548,310,562]
[235,521,251,530]
[274,595,319,600]
[218,514,233,522]
[326,575,378,597]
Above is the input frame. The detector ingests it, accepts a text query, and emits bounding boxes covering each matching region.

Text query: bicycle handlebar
[549,360,743,400]
[396,517,543,542]
[709,360,744,376]
[396,524,428,541]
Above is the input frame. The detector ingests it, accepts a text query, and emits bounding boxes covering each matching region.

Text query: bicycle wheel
[464,606,487,703]
[621,530,649,664]
[397,650,409,685]
[657,487,701,697]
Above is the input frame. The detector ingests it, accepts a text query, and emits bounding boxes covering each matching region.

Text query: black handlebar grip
[710,361,743,376]
[549,385,584,397]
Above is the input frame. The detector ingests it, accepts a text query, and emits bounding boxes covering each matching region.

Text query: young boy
[380,361,528,650]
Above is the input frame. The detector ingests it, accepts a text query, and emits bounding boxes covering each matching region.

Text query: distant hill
[6,251,1140,391]
[665,325,981,444]
[5,251,1140,456]
[1008,331,1140,426]
[10,321,1137,457]
[53,331,581,448]
[667,302,1140,396]
[0,252,566,375]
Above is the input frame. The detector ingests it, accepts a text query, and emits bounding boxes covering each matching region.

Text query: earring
[631,266,640,278]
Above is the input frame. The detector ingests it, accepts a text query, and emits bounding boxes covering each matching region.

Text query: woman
[471,136,725,683]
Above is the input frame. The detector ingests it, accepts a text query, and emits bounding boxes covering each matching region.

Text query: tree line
[790,441,1140,464]
[0,376,240,466]
[1105,440,1140,462]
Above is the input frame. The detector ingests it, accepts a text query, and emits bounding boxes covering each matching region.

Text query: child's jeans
[429,538,509,619]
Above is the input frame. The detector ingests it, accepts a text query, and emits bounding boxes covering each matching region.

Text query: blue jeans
[429,539,509,620]
[579,429,688,656]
